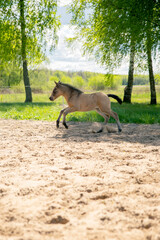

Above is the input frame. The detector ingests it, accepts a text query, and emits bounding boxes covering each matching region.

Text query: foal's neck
[61,87,70,103]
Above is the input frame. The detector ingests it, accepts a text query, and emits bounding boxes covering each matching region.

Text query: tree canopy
[70,0,160,104]
[70,0,159,68]
[1,0,60,64]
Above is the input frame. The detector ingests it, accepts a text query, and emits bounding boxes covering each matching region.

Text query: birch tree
[70,0,160,104]
[0,0,60,102]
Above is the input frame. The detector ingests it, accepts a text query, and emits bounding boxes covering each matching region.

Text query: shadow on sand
[52,122,160,147]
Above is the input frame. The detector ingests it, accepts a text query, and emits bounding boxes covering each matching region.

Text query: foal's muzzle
[49,96,53,101]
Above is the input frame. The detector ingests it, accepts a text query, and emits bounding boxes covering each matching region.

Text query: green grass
[68,103,160,124]
[0,93,52,103]
[0,86,160,124]
[0,101,159,124]
[108,85,160,104]
[0,103,58,121]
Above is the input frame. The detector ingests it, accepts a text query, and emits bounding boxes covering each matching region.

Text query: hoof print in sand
[48,215,69,225]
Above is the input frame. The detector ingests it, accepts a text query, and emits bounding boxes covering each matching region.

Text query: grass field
[0,86,160,124]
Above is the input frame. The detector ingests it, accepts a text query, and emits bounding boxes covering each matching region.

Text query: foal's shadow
[52,121,160,146]
[53,121,119,143]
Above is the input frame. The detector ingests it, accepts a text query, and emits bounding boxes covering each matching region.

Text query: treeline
[1,67,160,93]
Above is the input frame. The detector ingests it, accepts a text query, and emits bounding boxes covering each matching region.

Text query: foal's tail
[107,94,122,104]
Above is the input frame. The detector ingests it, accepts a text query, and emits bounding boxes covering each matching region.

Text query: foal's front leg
[56,107,68,128]
[62,107,76,129]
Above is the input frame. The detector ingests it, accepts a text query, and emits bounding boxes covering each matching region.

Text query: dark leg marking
[56,120,59,128]
[63,122,68,129]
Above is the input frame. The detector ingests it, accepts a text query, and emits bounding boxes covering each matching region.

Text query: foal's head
[49,81,63,101]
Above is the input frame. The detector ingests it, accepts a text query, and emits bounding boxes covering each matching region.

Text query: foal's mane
[61,82,83,95]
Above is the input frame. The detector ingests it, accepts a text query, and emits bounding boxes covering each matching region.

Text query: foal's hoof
[56,121,59,128]
[63,123,68,129]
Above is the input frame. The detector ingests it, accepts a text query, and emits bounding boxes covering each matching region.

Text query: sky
[46,1,128,74]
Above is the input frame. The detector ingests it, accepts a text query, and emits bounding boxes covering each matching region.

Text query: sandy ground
[0,119,160,240]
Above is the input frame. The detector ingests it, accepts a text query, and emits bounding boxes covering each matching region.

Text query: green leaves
[69,0,160,73]
[0,0,60,66]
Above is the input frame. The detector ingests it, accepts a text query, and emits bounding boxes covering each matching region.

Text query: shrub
[155,74,160,85]
[49,76,59,83]
[61,76,72,84]
[88,75,106,90]
[72,76,85,88]
[105,74,122,89]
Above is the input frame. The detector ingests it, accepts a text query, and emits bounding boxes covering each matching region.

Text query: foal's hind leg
[110,110,122,132]
[95,108,110,133]
[95,108,110,123]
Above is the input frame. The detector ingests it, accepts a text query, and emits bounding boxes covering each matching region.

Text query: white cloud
[58,0,72,7]
[47,25,108,73]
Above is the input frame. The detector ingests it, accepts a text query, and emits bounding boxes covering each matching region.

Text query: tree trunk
[146,5,157,105]
[19,0,32,102]
[123,45,135,103]
[147,40,157,105]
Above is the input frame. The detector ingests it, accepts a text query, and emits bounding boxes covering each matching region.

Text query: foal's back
[77,92,111,112]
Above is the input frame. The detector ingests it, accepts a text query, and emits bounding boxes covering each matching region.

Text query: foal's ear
[54,81,62,87]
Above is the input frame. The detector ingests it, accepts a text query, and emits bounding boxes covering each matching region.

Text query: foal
[49,81,122,132]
